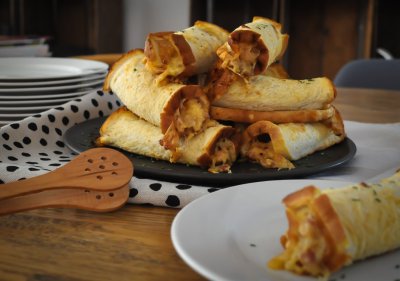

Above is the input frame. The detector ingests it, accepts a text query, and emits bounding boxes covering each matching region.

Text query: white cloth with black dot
[0,90,217,208]
[1,90,399,208]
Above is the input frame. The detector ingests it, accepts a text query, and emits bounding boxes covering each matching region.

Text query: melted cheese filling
[175,97,208,134]
[208,138,236,173]
[146,37,185,82]
[162,96,209,153]
[268,207,331,277]
[230,41,260,76]
[219,41,260,77]
[246,140,294,169]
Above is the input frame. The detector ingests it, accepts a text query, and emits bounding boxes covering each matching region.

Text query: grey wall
[123,0,190,52]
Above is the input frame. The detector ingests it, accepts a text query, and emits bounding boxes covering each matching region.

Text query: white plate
[0,88,98,100]
[0,78,103,93]
[171,179,400,281]
[0,57,108,80]
[0,112,34,118]
[0,104,55,112]
[0,73,106,87]
[0,96,77,105]
[0,120,16,126]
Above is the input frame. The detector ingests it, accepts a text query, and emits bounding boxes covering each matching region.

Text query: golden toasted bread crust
[171,32,196,75]
[103,48,208,136]
[265,63,290,78]
[208,70,336,112]
[323,106,345,137]
[210,106,335,124]
[274,185,349,275]
[103,49,144,92]
[98,106,128,139]
[282,185,319,207]
[242,120,290,157]
[194,20,229,37]
[99,107,235,169]
[144,21,228,78]
[216,17,288,77]
[196,126,235,167]
[252,16,289,62]
[312,194,349,271]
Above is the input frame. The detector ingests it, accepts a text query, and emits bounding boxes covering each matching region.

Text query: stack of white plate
[0,57,108,126]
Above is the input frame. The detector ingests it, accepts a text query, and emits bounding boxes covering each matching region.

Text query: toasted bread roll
[210,106,335,124]
[144,21,229,80]
[103,49,211,153]
[264,62,289,79]
[240,108,345,169]
[268,170,400,277]
[97,107,237,173]
[208,68,336,110]
[216,16,289,77]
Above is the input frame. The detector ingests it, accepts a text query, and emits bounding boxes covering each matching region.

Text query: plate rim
[0,104,56,111]
[0,78,103,93]
[0,96,78,105]
[0,57,108,81]
[0,88,98,100]
[0,73,106,87]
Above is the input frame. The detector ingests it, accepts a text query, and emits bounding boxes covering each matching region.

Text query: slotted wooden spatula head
[51,147,134,190]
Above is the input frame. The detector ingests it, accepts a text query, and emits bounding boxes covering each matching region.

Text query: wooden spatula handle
[0,171,62,201]
[0,185,130,216]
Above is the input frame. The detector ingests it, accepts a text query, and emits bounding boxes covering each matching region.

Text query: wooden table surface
[0,87,399,281]
[333,87,400,123]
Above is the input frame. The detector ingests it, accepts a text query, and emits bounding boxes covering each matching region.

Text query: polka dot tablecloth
[0,90,218,208]
[1,90,400,209]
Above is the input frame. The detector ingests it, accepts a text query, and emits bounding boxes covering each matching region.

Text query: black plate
[64,117,357,187]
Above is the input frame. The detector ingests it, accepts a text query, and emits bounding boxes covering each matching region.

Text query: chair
[334,59,400,90]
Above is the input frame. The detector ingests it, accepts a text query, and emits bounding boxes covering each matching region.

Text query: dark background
[0,0,398,80]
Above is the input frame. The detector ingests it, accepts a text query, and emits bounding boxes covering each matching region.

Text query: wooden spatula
[0,147,134,201]
[0,147,134,215]
[0,185,130,215]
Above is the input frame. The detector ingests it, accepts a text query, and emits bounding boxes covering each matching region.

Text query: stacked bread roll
[99,22,238,173]
[269,169,400,277]
[207,16,345,169]
[98,17,345,173]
